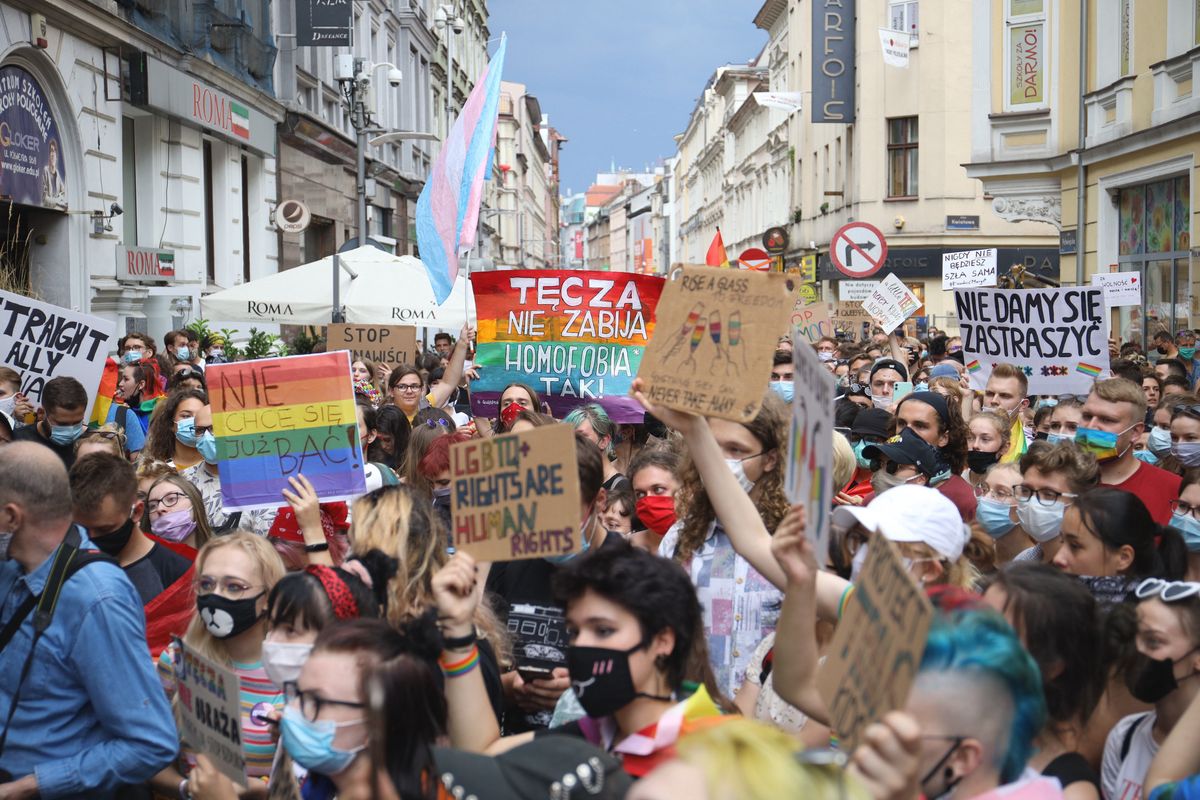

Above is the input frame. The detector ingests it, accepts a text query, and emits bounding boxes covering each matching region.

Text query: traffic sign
[830,222,888,279]
[763,226,789,255]
[738,247,772,271]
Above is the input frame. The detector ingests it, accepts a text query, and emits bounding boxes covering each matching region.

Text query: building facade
[492,81,555,268]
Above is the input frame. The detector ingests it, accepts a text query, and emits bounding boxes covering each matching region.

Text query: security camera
[110,202,123,216]
[451,16,465,34]
[387,67,403,87]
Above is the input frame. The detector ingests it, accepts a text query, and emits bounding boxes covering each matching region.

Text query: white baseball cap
[832,484,968,562]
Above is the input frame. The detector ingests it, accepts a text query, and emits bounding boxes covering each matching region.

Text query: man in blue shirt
[0,443,177,799]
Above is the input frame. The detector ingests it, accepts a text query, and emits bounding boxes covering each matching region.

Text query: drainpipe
[1076,0,1088,285]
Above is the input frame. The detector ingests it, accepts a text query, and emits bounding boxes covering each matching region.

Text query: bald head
[0,442,72,523]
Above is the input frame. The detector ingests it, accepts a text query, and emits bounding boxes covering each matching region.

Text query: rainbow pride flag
[966,359,982,374]
[469,269,665,422]
[1075,362,1103,378]
[207,352,364,511]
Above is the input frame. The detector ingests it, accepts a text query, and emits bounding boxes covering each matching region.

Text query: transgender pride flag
[416,35,507,304]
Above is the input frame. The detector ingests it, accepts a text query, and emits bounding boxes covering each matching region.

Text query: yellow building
[966,0,1200,344]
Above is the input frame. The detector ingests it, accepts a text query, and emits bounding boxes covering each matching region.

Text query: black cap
[434,737,633,800]
[870,358,909,382]
[862,427,945,478]
[851,407,892,439]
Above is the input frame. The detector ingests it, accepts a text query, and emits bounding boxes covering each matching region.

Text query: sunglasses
[1135,578,1200,603]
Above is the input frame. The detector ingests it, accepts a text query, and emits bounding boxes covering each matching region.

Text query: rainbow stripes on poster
[208,352,365,511]
[469,270,665,422]
[966,359,982,374]
[1075,362,1103,378]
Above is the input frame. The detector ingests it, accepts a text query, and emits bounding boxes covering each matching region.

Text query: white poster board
[1091,272,1142,307]
[786,335,837,568]
[862,274,921,334]
[942,249,998,290]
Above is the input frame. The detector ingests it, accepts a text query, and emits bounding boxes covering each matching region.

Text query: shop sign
[143,57,275,155]
[117,246,176,283]
[296,0,352,46]
[0,65,67,211]
[819,247,1060,281]
[812,0,856,123]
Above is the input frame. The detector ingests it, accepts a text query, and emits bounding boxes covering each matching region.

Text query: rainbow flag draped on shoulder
[416,35,507,304]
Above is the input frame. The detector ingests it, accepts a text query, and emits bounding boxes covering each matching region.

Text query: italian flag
[231,102,250,139]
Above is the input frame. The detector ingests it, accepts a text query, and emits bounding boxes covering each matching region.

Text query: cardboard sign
[449,424,582,561]
[839,281,880,302]
[328,324,417,367]
[637,266,796,422]
[792,298,835,345]
[0,289,115,415]
[942,249,997,290]
[832,302,874,326]
[208,351,366,510]
[862,274,921,334]
[956,287,1110,394]
[1091,271,1142,307]
[785,335,837,567]
[173,638,248,785]
[470,270,665,422]
[816,536,934,750]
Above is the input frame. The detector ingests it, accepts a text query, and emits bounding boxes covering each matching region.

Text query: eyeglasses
[147,491,189,513]
[424,418,450,429]
[1171,404,1200,421]
[394,383,423,393]
[84,430,128,448]
[1135,578,1200,603]
[1171,499,1200,520]
[284,681,364,722]
[974,484,1020,503]
[193,424,214,436]
[194,576,263,599]
[1015,485,1078,506]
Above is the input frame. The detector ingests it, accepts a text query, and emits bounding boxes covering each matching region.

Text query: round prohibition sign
[830,222,888,279]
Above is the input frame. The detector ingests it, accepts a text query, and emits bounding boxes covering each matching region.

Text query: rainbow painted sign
[208,352,365,510]
[470,270,665,422]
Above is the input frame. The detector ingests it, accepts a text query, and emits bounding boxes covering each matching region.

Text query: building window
[203,140,215,283]
[1006,0,1047,109]
[1116,175,1191,343]
[889,1,919,41]
[887,117,918,198]
[120,117,138,246]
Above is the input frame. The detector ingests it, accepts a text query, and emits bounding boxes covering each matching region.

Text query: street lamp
[433,3,464,138]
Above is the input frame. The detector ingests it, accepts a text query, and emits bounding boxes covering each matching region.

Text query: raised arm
[431,325,475,409]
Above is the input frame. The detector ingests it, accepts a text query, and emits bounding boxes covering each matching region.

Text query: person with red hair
[419,431,472,532]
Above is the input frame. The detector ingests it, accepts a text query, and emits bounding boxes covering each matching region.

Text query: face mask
[49,423,83,445]
[281,705,365,775]
[853,440,873,470]
[567,642,671,718]
[209,348,223,359]
[500,401,523,428]
[1158,345,1169,355]
[0,396,14,417]
[196,590,265,639]
[1172,442,1200,468]
[544,516,593,565]
[1035,398,1059,411]
[966,449,1000,473]
[1134,449,1160,466]
[1047,432,1074,445]
[769,381,794,403]
[1075,425,1135,463]
[976,497,1016,539]
[725,458,756,493]
[850,545,868,583]
[984,404,1017,421]
[871,393,892,410]
[1015,499,1066,543]
[871,469,919,496]
[151,508,197,543]
[920,740,964,800]
[1033,430,1049,441]
[1148,426,1174,457]
[432,486,452,503]
[914,382,929,393]
[196,431,219,464]
[1181,346,1196,360]
[1171,512,1200,552]
[817,351,835,362]
[91,517,135,558]
[635,494,677,536]
[175,347,191,361]
[122,350,143,364]
[175,416,199,447]
[1127,648,1198,704]
[262,641,313,689]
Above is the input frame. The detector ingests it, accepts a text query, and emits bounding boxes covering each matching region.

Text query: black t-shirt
[601,473,629,493]
[124,543,191,605]
[12,425,76,468]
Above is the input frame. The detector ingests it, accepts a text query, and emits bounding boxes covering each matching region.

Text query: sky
[488,0,769,197]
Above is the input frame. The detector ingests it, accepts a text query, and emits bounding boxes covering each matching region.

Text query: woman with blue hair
[564,403,629,493]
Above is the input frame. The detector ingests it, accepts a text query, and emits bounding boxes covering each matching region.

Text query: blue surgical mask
[49,423,83,445]
[976,497,1016,538]
[174,417,199,447]
[1172,441,1200,468]
[175,347,191,361]
[280,705,365,776]
[769,380,794,403]
[545,515,594,565]
[853,439,873,469]
[914,382,929,393]
[1133,449,1160,465]
[1035,398,1058,411]
[1148,426,1173,457]
[1170,511,1200,552]
[122,350,143,364]
[1046,432,1074,445]
[196,431,219,464]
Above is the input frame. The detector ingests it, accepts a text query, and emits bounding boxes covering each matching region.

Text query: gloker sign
[142,56,274,156]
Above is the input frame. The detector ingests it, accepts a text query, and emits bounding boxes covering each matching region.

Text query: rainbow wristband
[837,584,856,620]
[440,645,480,677]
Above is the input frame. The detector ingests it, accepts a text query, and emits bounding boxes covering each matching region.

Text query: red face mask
[635,494,677,536]
[500,401,524,428]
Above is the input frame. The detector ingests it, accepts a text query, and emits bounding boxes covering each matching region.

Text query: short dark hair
[42,376,88,413]
[1163,375,1191,392]
[1109,358,1142,385]
[69,452,138,510]
[1154,330,1174,344]
[628,442,681,486]
[1158,358,1188,379]
[773,350,792,367]
[575,431,604,506]
[433,333,453,344]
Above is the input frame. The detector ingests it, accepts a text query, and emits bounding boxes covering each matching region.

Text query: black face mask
[966,450,1000,473]
[91,517,135,558]
[197,591,265,639]
[567,642,672,718]
[1157,345,1169,355]
[1127,648,1198,704]
[1033,430,1049,441]
[920,739,964,800]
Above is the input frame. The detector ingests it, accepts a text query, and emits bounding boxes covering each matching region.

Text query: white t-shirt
[1101,712,1158,800]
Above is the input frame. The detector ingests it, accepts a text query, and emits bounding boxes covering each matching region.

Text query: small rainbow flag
[208,352,364,510]
[966,359,982,374]
[1075,362,1103,378]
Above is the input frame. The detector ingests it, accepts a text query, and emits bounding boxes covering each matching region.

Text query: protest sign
[956,286,1110,394]
[1092,271,1142,307]
[328,323,417,367]
[449,423,582,562]
[862,273,921,333]
[942,248,997,290]
[637,266,795,423]
[208,351,366,510]
[0,289,115,415]
[832,301,873,326]
[785,334,837,566]
[817,536,934,751]
[792,297,835,345]
[173,638,247,785]
[839,280,879,302]
[470,270,664,422]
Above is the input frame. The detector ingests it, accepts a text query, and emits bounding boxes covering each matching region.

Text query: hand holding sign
[862,274,921,334]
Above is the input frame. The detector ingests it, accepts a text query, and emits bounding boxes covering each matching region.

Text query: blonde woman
[145,473,214,552]
[152,532,287,796]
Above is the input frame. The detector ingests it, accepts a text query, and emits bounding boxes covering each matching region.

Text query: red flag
[144,540,198,659]
[705,228,730,268]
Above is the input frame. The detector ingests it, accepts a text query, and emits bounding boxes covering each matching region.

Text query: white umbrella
[199,246,474,328]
